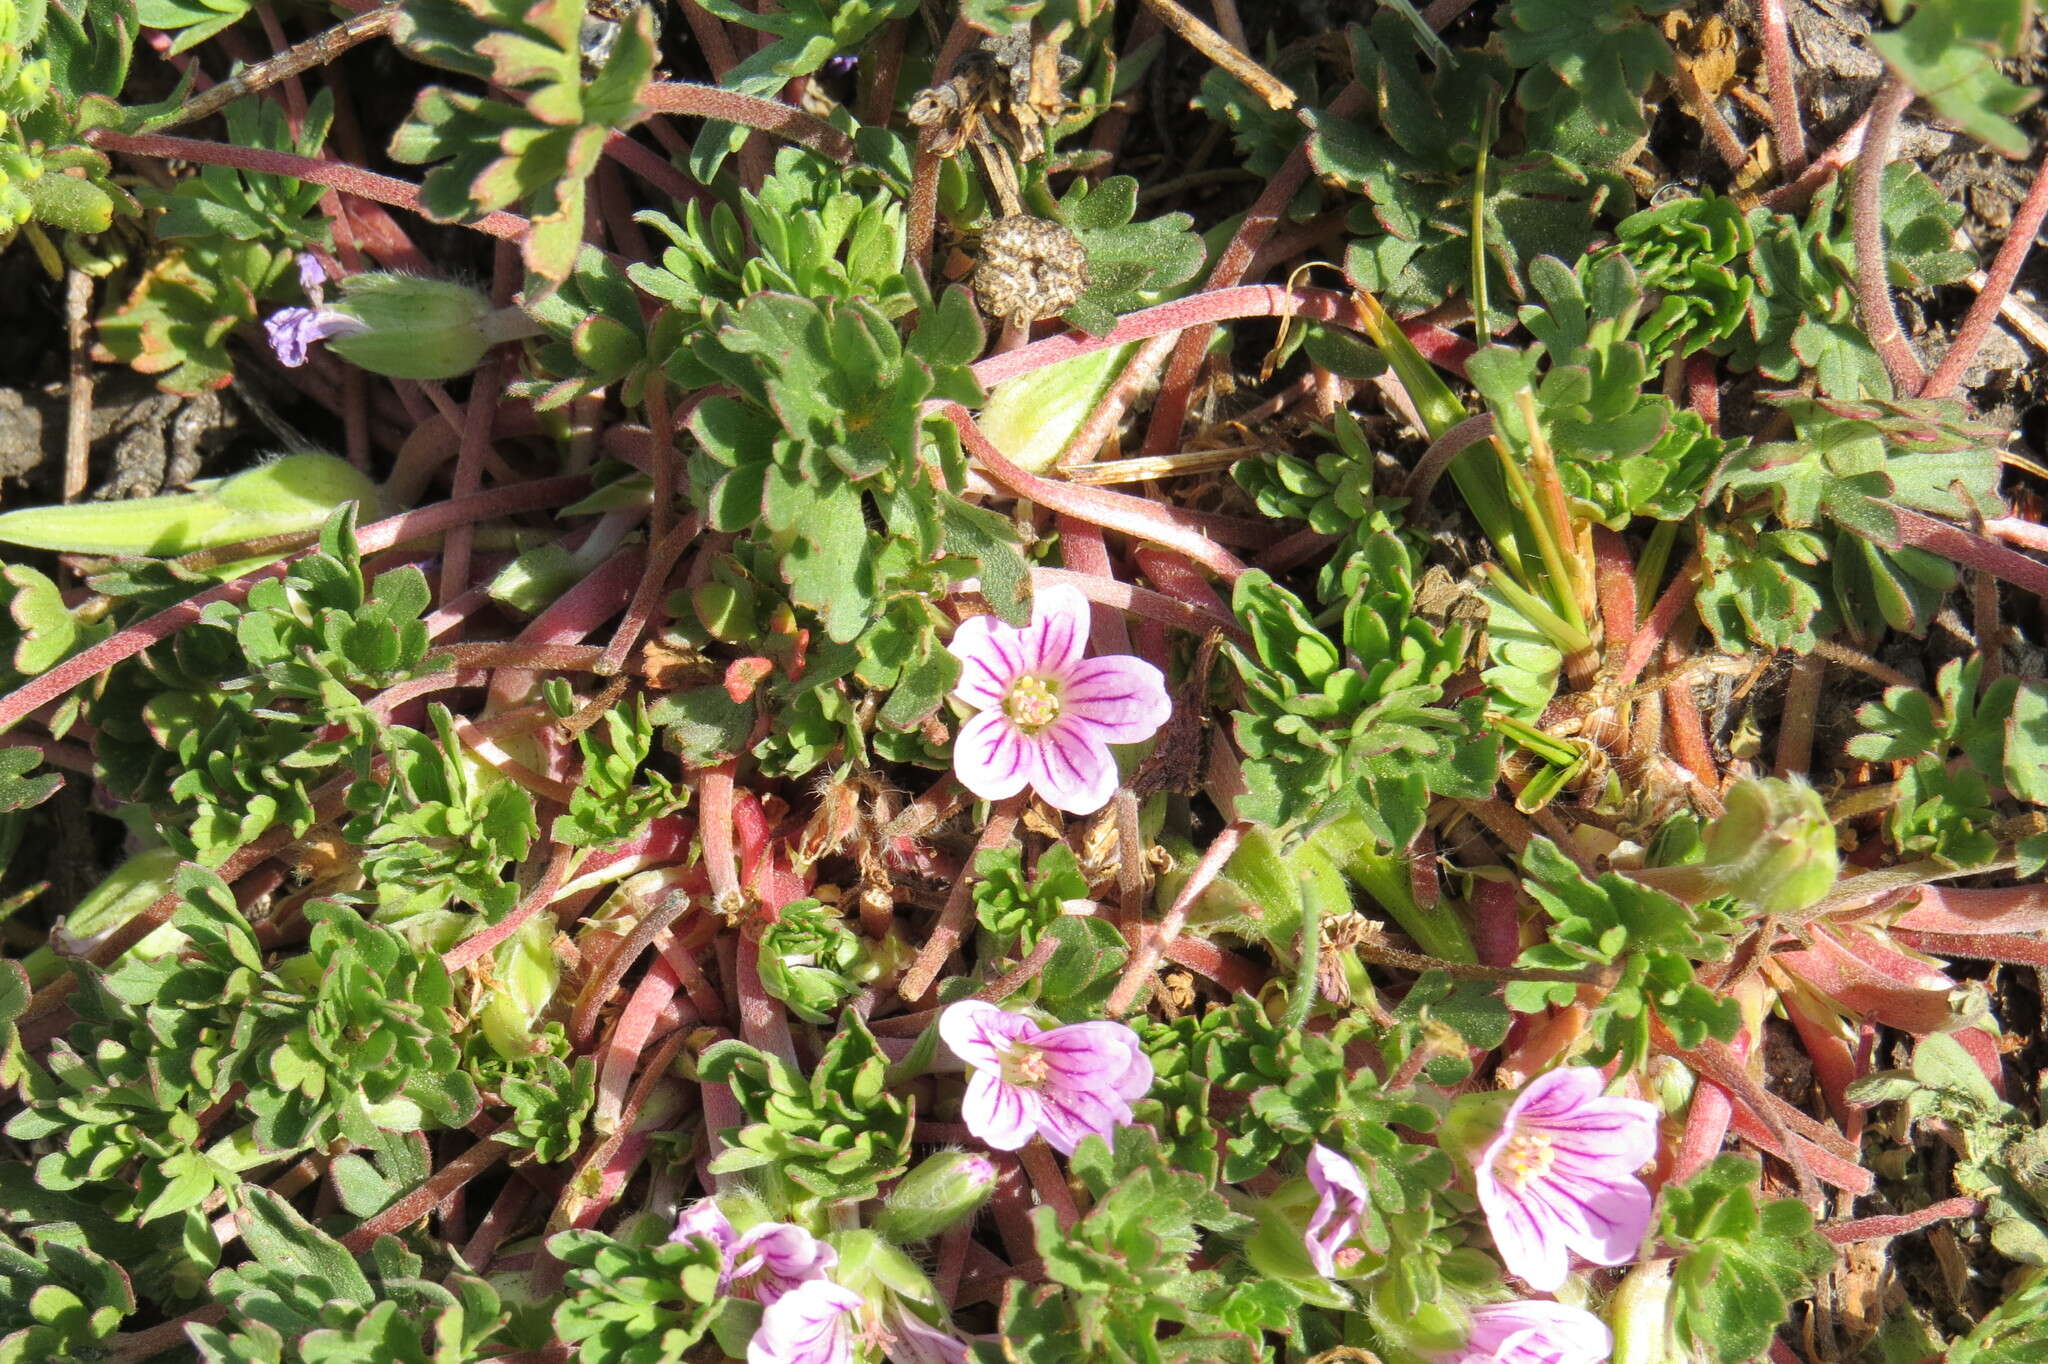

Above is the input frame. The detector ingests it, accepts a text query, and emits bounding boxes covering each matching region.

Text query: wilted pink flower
[1303,1143,1370,1276]
[880,1304,973,1364]
[670,1201,835,1304]
[1440,1300,1612,1364]
[1474,1068,1658,1291]
[749,1278,862,1364]
[939,1000,1152,1155]
[265,254,369,368]
[946,583,1170,815]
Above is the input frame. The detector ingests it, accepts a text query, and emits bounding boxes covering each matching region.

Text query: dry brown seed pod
[972,214,1088,327]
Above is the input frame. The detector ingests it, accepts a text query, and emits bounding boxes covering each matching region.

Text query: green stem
[1283,881,1324,1031]
[1308,817,1476,964]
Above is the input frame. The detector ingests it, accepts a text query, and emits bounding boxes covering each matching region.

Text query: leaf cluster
[1659,1155,1834,1364]
[1226,532,1498,843]
[1506,837,1742,1068]
[390,0,655,285]
[548,1225,724,1364]
[1700,393,2002,650]
[972,842,1087,952]
[551,692,684,849]
[699,1011,911,1203]
[989,1125,1265,1364]
[1312,16,1628,331]
[1049,174,1206,337]
[754,898,873,1025]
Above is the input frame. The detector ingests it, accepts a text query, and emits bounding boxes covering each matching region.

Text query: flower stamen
[1003,675,1062,731]
[1495,1131,1558,1190]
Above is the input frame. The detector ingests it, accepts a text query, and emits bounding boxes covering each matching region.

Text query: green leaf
[1870,0,2040,157]
[1661,1156,1834,1364]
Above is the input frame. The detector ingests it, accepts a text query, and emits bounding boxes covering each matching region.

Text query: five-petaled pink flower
[749,1278,863,1364]
[1303,1143,1371,1276]
[670,1200,835,1305]
[1440,1300,1612,1364]
[1474,1068,1659,1291]
[939,1000,1152,1155]
[264,254,367,367]
[946,583,1171,815]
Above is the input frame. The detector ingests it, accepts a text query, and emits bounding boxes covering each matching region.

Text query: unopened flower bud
[322,273,533,379]
[1698,776,1838,916]
[875,1150,998,1242]
[479,915,561,1060]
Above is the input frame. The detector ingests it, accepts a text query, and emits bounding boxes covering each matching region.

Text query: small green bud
[1698,776,1839,916]
[1370,1280,1467,1354]
[324,274,533,380]
[479,916,562,1061]
[831,1229,937,1304]
[875,1150,998,1242]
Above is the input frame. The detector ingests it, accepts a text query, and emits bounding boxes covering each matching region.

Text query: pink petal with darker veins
[938,999,1039,1071]
[1058,654,1172,742]
[951,709,1033,801]
[961,1070,1041,1150]
[1022,716,1118,814]
[1020,584,1091,674]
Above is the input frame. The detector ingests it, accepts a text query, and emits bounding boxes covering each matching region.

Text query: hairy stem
[1850,79,1929,391]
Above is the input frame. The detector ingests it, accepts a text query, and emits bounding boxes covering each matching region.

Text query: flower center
[1003,675,1062,731]
[1494,1130,1558,1190]
[998,1041,1051,1088]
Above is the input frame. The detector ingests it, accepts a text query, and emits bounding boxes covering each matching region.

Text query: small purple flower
[264,306,368,367]
[946,583,1170,815]
[265,252,366,367]
[669,1201,835,1305]
[1303,1143,1370,1276]
[748,1278,862,1364]
[880,1305,972,1364]
[939,1000,1151,1155]
[1474,1068,1659,1291]
[1440,1300,1613,1364]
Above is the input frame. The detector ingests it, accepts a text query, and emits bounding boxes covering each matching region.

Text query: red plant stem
[1895,930,2048,969]
[1921,149,2048,398]
[1141,82,1367,455]
[1850,79,1929,391]
[106,1307,231,1364]
[1591,527,1638,654]
[443,844,575,974]
[1761,108,1870,213]
[438,352,505,620]
[972,284,1362,388]
[1892,506,2048,601]
[459,1179,533,1271]
[1107,820,1247,1016]
[596,957,686,1132]
[343,1132,513,1254]
[1988,517,2048,553]
[900,801,1023,1002]
[1615,557,1700,690]
[600,514,700,676]
[1754,0,1809,175]
[1255,528,1339,576]
[1685,352,1721,431]
[573,884,699,1046]
[1774,653,1825,779]
[1817,1198,1983,1244]
[906,16,978,278]
[1160,934,1267,996]
[87,129,530,239]
[601,130,703,210]
[945,404,1248,579]
[636,82,853,162]
[0,476,585,740]
[699,762,742,910]
[1018,1142,1080,1231]
[1029,567,1241,640]
[1403,413,1497,502]
[1131,548,1232,619]
[1662,640,1722,806]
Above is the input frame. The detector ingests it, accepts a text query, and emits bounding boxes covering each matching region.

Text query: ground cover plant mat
[0,1,2047,1361]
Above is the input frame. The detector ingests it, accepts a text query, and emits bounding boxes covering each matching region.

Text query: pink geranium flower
[749,1279,863,1364]
[1474,1068,1659,1291]
[1303,1143,1371,1276]
[1442,1301,1613,1364]
[938,1000,1152,1155]
[670,1201,835,1305]
[946,583,1170,815]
